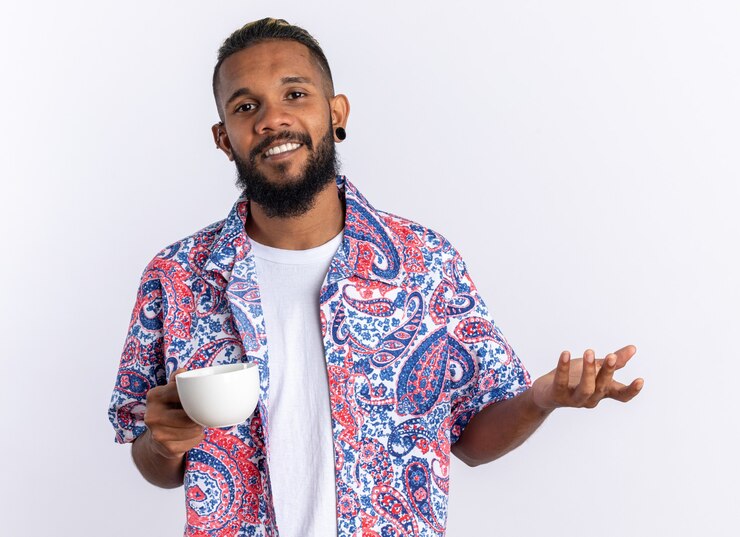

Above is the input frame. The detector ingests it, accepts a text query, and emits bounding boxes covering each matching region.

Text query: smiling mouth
[263,142,303,158]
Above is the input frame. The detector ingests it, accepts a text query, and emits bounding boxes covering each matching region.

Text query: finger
[593,352,618,398]
[612,345,637,369]
[573,349,597,403]
[553,351,571,394]
[163,408,202,428]
[169,367,188,383]
[145,406,197,426]
[610,378,644,402]
[148,376,187,406]
[155,384,185,405]
[146,411,203,439]
[150,424,204,444]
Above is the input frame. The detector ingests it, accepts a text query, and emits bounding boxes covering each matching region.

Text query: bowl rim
[176,362,257,381]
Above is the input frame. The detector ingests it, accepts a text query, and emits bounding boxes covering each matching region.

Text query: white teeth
[264,142,301,157]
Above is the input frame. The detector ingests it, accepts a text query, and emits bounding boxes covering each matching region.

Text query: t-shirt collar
[204,175,406,287]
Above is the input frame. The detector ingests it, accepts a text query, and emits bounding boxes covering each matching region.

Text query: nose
[254,100,294,134]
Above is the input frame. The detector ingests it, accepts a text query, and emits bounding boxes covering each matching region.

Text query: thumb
[169,367,188,383]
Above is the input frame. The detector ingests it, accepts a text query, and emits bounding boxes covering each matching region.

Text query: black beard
[233,128,338,218]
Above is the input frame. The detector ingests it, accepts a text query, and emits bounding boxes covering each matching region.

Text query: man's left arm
[451,345,644,467]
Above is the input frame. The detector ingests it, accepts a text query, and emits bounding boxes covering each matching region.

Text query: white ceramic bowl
[175,363,259,428]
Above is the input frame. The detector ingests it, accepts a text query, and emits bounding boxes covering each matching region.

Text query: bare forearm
[452,388,551,467]
[452,346,644,467]
[131,428,186,489]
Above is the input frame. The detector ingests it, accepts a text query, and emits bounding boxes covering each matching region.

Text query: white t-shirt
[250,232,343,537]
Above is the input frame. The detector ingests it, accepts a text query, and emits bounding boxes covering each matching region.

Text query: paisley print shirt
[109,176,531,536]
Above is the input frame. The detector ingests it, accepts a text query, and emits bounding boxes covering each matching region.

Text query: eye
[235,102,257,113]
[287,91,306,100]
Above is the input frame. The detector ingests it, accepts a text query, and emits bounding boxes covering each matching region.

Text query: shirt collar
[203,176,406,287]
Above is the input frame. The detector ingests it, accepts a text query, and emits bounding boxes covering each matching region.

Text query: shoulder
[375,208,463,276]
[142,218,226,275]
[378,209,458,254]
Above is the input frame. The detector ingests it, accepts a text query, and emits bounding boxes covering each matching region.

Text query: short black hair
[212,18,334,119]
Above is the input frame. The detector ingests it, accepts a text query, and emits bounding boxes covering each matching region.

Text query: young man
[109,18,643,537]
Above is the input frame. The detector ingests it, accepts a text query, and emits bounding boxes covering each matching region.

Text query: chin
[261,161,305,181]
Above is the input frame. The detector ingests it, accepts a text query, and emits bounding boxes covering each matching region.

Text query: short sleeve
[444,246,531,444]
[108,263,168,444]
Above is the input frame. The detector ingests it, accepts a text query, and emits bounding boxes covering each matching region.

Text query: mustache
[250,131,313,162]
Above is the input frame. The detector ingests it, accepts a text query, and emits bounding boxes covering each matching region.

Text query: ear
[329,94,350,142]
[211,122,235,161]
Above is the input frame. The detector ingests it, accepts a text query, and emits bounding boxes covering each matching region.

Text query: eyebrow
[281,76,314,86]
[224,76,317,108]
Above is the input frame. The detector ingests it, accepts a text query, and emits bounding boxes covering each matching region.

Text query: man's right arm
[131,369,204,489]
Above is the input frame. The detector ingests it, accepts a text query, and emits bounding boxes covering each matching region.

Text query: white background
[1,1,738,535]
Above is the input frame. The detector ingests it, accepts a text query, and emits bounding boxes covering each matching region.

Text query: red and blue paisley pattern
[109,177,531,536]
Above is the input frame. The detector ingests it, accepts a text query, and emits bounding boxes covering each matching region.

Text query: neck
[244,181,345,250]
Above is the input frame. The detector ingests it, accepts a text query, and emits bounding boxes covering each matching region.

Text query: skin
[213,39,350,250]
[132,39,351,486]
[451,346,644,466]
[132,39,644,487]
[132,368,202,488]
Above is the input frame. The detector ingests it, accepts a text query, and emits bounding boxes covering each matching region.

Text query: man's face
[214,40,344,218]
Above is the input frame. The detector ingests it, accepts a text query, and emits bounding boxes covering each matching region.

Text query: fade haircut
[212,18,335,119]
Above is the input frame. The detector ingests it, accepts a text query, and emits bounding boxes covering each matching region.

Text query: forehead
[217,39,323,96]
